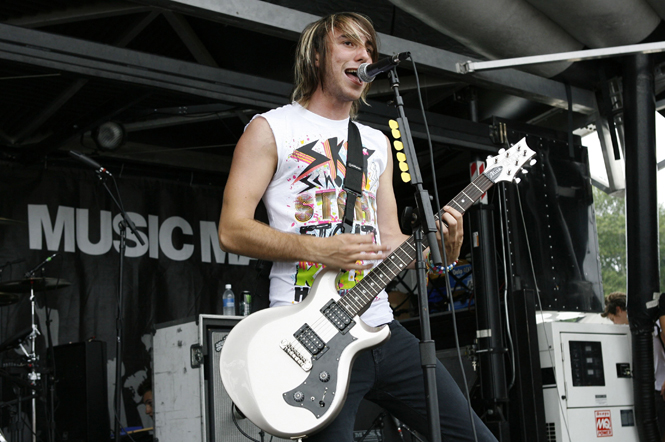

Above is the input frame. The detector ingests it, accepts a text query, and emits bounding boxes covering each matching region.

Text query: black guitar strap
[342,121,364,234]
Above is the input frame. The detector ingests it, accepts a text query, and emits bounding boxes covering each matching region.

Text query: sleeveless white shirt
[256,102,394,327]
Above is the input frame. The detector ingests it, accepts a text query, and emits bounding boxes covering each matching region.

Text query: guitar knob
[319,371,330,382]
[293,391,304,402]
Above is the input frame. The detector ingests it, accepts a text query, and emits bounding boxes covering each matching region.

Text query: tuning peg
[530,159,537,166]
[521,169,529,174]
[515,177,521,184]
[498,148,506,155]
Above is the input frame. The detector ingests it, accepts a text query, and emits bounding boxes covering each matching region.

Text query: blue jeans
[307,321,498,442]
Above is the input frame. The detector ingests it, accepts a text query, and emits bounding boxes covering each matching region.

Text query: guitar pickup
[321,300,355,334]
[294,324,328,360]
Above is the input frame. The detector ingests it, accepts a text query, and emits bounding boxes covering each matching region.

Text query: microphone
[25,253,57,278]
[69,150,111,175]
[357,52,410,83]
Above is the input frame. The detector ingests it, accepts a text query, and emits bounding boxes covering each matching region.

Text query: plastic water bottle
[222,284,235,316]
[241,291,251,316]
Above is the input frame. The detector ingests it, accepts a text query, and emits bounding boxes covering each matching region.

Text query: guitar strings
[284,172,494,359]
[286,235,416,360]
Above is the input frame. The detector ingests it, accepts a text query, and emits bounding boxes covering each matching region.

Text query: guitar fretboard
[338,173,496,316]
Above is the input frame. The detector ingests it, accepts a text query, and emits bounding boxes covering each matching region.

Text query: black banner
[0,161,265,428]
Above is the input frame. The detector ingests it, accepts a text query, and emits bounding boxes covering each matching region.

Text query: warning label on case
[595,410,613,437]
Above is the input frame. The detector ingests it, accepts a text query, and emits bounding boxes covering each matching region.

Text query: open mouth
[345,68,362,84]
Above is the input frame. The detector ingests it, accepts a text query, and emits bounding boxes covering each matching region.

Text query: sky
[583,112,665,206]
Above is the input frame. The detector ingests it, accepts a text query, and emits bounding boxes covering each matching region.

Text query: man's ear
[315,52,320,68]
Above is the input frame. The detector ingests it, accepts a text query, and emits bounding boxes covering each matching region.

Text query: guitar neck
[338,173,496,317]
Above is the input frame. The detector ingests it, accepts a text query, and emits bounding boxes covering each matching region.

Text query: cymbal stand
[23,281,40,442]
[21,259,56,442]
[29,289,41,442]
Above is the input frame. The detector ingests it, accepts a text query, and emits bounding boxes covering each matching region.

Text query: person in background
[602,291,665,441]
[137,377,153,419]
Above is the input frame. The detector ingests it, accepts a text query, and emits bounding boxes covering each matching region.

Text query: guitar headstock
[484,137,537,184]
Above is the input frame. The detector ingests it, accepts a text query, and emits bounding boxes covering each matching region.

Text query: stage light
[92,122,126,151]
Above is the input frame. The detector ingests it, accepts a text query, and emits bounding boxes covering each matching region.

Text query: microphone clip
[94,167,112,181]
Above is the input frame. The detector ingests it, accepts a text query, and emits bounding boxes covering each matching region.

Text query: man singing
[219,12,496,442]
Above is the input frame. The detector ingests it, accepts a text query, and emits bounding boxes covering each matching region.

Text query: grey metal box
[153,314,290,442]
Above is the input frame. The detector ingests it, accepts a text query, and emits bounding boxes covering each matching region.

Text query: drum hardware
[0,255,68,442]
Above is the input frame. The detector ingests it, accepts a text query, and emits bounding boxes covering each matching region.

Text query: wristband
[426,251,458,275]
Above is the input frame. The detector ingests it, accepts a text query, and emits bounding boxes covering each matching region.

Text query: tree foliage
[593,186,665,295]
[593,187,626,294]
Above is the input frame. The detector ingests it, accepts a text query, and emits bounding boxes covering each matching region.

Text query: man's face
[317,29,373,105]
[608,307,629,325]
[143,390,153,418]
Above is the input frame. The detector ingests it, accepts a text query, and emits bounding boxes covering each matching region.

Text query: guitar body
[220,268,391,439]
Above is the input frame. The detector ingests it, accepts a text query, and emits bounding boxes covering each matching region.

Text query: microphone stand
[91,169,144,441]
[388,68,443,442]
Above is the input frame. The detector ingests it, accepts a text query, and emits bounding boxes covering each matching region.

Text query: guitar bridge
[280,340,312,372]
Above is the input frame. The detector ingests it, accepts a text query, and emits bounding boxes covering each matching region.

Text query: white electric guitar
[220,138,536,439]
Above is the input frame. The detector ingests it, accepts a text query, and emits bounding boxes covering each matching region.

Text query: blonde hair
[292,12,378,117]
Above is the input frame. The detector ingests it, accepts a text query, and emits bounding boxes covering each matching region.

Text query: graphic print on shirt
[289,136,380,303]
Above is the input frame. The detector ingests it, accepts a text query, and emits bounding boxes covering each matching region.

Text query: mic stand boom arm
[388,68,443,442]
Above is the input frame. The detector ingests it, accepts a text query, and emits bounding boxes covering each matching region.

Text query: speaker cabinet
[53,340,110,442]
[154,315,291,442]
[205,324,293,442]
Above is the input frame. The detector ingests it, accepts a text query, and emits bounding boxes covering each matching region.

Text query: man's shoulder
[250,103,299,134]
[353,120,387,143]
[262,102,299,119]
